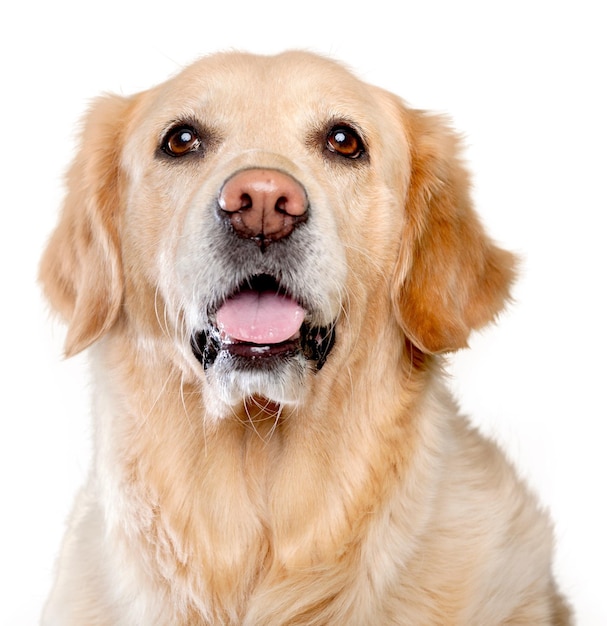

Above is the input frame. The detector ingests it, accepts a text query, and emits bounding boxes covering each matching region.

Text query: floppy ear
[392,108,517,354]
[40,94,133,357]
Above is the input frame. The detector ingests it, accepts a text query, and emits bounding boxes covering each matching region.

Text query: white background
[1,1,605,623]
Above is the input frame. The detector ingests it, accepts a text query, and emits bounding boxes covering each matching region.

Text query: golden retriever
[40,51,570,625]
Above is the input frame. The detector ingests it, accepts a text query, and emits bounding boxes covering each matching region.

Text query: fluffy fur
[40,51,570,624]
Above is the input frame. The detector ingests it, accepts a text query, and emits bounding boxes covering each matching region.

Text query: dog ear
[392,108,517,354]
[40,95,133,357]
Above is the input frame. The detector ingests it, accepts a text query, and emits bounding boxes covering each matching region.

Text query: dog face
[40,51,515,419]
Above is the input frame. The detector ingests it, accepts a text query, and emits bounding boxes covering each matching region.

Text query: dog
[40,51,570,625]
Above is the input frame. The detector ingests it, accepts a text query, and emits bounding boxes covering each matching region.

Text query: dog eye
[161,125,202,157]
[326,126,365,159]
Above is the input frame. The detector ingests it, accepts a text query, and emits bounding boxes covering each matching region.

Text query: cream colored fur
[40,51,570,624]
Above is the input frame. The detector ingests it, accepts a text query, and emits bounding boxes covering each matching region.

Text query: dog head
[40,51,515,418]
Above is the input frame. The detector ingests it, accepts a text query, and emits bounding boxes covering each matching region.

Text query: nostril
[239,193,253,211]
[275,196,288,214]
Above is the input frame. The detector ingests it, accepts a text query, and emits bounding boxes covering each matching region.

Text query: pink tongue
[216,290,306,344]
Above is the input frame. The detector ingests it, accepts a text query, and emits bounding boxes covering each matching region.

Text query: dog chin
[203,351,309,420]
[190,322,336,420]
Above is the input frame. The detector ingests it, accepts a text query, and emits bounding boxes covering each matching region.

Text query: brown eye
[326,126,365,158]
[162,125,201,157]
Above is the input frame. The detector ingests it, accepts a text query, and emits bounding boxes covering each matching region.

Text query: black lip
[224,339,299,359]
[190,323,335,371]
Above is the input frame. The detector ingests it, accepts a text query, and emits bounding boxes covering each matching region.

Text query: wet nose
[218,168,309,248]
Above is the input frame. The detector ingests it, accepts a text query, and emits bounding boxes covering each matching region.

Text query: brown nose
[218,168,308,248]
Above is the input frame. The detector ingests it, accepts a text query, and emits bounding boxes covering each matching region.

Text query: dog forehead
[181,50,366,96]
[147,51,381,126]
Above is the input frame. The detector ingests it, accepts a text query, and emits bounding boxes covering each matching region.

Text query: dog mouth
[190,275,336,370]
